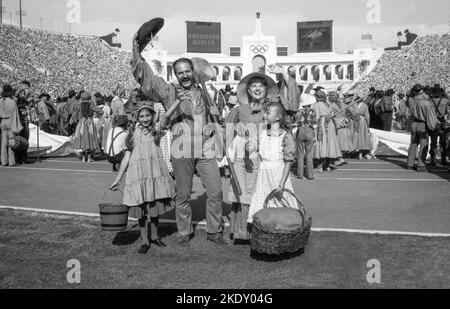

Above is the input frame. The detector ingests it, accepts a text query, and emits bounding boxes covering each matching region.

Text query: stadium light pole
[0,0,3,25]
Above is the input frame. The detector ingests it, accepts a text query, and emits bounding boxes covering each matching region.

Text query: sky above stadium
[1,0,449,54]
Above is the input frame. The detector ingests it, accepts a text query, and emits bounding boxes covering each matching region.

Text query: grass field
[1,209,449,289]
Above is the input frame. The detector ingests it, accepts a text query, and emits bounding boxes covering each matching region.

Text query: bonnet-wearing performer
[225,72,279,243]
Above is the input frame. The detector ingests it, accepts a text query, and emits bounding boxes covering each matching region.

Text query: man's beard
[180,77,193,89]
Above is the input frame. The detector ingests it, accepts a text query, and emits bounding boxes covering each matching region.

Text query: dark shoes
[138,244,150,254]
[416,167,428,173]
[207,233,228,246]
[151,238,167,247]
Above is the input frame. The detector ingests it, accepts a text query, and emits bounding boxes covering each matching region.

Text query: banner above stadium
[297,20,333,53]
[187,21,221,53]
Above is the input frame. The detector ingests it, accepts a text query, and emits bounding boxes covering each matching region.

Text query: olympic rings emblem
[250,45,269,54]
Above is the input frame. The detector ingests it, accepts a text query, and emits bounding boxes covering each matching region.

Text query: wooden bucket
[99,190,128,231]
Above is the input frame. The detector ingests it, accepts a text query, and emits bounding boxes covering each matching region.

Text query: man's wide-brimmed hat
[431,84,444,95]
[237,72,278,104]
[225,85,233,92]
[299,94,317,107]
[114,115,129,127]
[137,18,165,53]
[385,89,395,96]
[2,84,14,97]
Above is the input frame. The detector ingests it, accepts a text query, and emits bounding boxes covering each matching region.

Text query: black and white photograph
[0,0,449,293]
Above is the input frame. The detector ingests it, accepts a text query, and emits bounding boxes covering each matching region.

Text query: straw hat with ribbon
[237,72,278,104]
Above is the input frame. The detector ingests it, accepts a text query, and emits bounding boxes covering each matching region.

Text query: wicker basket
[250,189,312,255]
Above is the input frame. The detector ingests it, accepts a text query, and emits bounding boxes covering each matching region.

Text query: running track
[0,156,448,235]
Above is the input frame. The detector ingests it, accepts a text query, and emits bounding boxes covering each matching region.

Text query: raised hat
[137,18,164,53]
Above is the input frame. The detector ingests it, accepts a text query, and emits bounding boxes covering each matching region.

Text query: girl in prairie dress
[248,102,298,224]
[352,99,372,160]
[110,102,178,254]
[73,93,98,163]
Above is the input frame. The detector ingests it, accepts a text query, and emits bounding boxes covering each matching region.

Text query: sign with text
[187,21,221,53]
[297,20,333,53]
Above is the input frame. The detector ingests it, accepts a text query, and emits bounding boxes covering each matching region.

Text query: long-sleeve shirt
[407,93,439,131]
[0,97,24,134]
[278,76,300,112]
[131,44,215,158]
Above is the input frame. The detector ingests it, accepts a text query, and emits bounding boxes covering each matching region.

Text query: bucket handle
[101,188,123,205]
[262,188,308,227]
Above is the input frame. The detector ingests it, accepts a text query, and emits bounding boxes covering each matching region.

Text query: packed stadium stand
[0,25,137,97]
[351,34,450,95]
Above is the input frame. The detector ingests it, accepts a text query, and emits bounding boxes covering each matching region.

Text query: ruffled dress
[248,129,297,224]
[352,103,371,151]
[73,118,98,151]
[123,125,175,218]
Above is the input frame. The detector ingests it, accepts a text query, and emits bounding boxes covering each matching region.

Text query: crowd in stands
[352,34,450,96]
[0,25,137,98]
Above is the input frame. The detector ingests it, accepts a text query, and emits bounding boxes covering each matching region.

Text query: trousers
[172,157,223,236]
[1,125,16,166]
[296,126,314,179]
[407,122,429,168]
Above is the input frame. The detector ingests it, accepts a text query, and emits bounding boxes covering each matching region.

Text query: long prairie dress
[331,102,355,153]
[248,129,297,224]
[352,102,371,151]
[73,102,98,152]
[313,101,342,159]
[123,125,175,218]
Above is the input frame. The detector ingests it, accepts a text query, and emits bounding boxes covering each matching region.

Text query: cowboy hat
[137,18,165,53]
[2,84,14,98]
[113,115,129,127]
[313,86,325,92]
[299,94,317,107]
[385,89,395,96]
[431,84,444,95]
[237,72,278,104]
